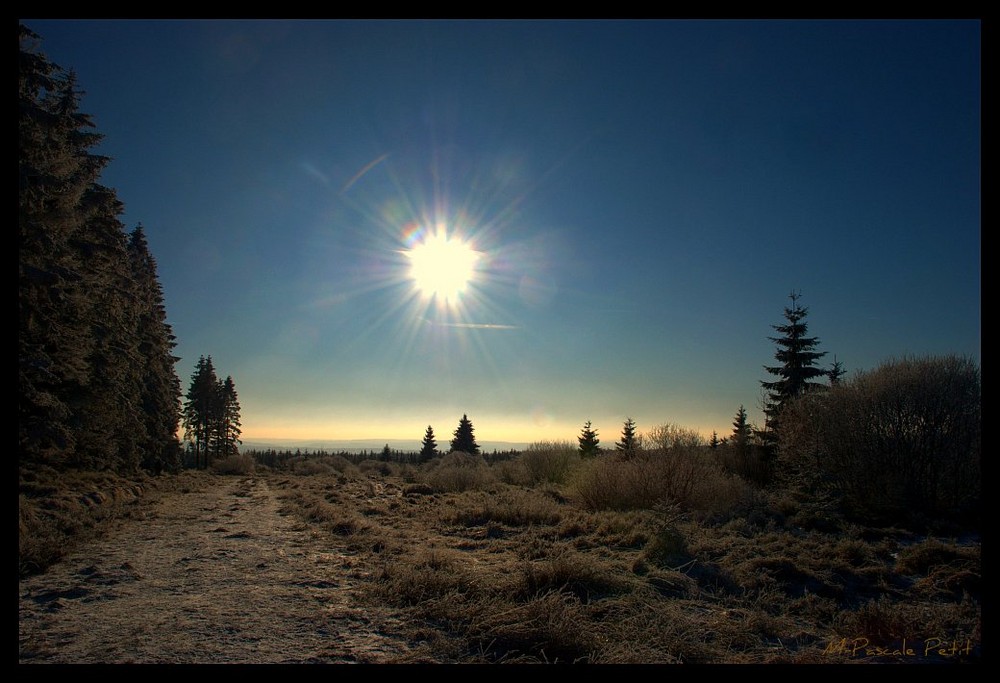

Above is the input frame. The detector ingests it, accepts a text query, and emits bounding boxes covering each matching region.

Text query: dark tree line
[19,25,182,474]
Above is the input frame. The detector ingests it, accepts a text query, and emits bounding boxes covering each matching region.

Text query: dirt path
[18,476,414,663]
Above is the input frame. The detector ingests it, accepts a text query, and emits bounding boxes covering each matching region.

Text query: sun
[405,229,480,303]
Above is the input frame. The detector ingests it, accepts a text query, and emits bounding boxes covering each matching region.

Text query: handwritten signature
[824,637,974,658]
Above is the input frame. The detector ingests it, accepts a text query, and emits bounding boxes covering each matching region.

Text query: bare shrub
[424,452,496,492]
[358,459,395,476]
[320,454,356,474]
[714,443,772,486]
[209,454,255,475]
[520,441,577,485]
[779,355,981,526]
[493,458,531,486]
[644,422,704,450]
[571,455,662,511]
[289,458,334,476]
[286,454,360,477]
[572,449,749,514]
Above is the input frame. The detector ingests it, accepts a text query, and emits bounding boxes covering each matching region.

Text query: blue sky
[23,19,981,447]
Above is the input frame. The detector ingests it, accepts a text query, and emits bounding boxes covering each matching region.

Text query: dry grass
[449,488,562,527]
[264,463,976,663]
[18,466,211,577]
[26,458,978,663]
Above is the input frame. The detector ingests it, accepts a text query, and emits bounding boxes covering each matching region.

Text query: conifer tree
[183,356,218,468]
[20,26,106,467]
[19,25,172,473]
[213,375,242,460]
[761,292,829,440]
[578,420,600,458]
[616,417,638,454]
[449,414,480,455]
[129,226,182,472]
[828,355,846,386]
[732,405,752,448]
[73,181,148,471]
[419,425,438,462]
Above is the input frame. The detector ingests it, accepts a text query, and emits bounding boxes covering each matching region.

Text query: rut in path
[19,476,413,663]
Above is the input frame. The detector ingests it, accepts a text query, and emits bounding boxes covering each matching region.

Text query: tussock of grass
[639,566,699,598]
[299,498,369,536]
[643,524,691,569]
[467,590,599,663]
[516,551,633,603]
[450,489,562,527]
[373,548,474,606]
[831,595,980,652]
[893,539,981,600]
[895,538,979,576]
[590,509,658,547]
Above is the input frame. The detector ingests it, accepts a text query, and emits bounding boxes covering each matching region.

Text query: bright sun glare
[406,229,479,303]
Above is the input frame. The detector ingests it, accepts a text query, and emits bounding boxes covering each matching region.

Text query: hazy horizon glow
[23,20,980,447]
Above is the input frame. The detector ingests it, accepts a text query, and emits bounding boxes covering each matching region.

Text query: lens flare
[405,226,480,304]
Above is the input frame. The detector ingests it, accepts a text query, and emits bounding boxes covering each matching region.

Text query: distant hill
[240,438,529,454]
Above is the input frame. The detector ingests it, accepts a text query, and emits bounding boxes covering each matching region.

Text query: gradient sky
[23,19,981,448]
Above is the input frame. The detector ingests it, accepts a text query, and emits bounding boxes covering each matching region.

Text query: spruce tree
[578,420,600,458]
[19,25,159,472]
[419,425,438,462]
[183,356,219,468]
[761,292,828,439]
[449,414,480,455]
[615,417,638,454]
[731,405,752,448]
[72,181,147,471]
[129,226,182,472]
[20,26,104,467]
[828,355,846,386]
[213,375,242,460]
